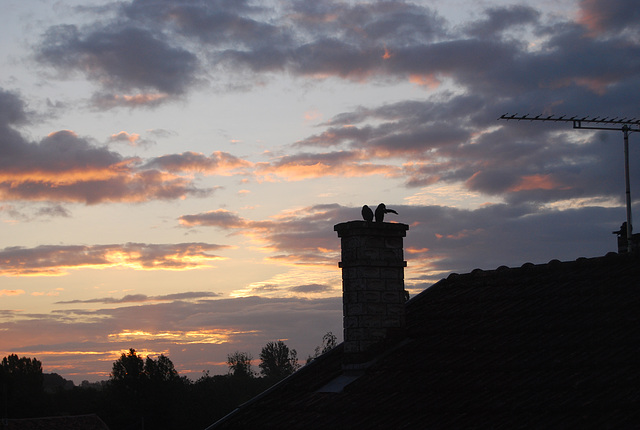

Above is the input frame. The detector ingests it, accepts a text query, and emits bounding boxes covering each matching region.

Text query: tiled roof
[3,414,110,430]
[208,252,640,429]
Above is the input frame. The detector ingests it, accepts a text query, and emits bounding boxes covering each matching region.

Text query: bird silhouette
[375,203,398,222]
[362,205,374,222]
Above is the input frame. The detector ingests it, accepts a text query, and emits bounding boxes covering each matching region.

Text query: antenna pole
[498,114,639,253]
[624,126,632,252]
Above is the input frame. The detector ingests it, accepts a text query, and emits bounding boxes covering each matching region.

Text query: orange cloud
[0,243,229,277]
[110,131,141,145]
[92,93,170,109]
[304,110,322,122]
[406,247,429,254]
[435,229,484,240]
[409,73,440,89]
[0,289,25,296]
[0,129,216,204]
[541,76,611,95]
[108,329,258,345]
[146,151,252,175]
[577,0,607,35]
[510,174,568,192]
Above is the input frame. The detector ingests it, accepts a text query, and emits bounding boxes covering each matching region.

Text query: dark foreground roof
[4,414,109,430]
[208,252,640,429]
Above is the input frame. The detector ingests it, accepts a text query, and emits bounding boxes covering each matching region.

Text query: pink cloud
[0,243,229,276]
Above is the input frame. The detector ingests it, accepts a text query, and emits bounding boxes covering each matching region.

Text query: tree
[307,331,338,363]
[259,341,300,380]
[145,354,179,383]
[1,354,44,417]
[110,348,144,389]
[320,332,337,353]
[227,351,254,378]
[107,349,186,430]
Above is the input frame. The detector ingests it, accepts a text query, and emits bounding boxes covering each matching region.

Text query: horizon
[1,0,638,384]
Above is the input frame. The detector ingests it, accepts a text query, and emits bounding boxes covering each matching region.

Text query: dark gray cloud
[578,0,640,35]
[123,0,288,47]
[29,0,640,116]
[288,283,332,294]
[36,25,199,97]
[0,89,29,126]
[180,209,248,229]
[35,204,72,218]
[293,82,640,205]
[56,291,221,304]
[464,5,540,39]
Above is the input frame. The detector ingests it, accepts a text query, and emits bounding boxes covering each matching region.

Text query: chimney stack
[334,220,409,366]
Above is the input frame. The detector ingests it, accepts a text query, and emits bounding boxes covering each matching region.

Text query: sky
[1,0,639,384]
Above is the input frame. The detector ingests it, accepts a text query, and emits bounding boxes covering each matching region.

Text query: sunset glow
[0,0,635,384]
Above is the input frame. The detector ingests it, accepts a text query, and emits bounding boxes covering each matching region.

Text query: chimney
[334,220,409,366]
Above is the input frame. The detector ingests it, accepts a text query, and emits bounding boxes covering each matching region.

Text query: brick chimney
[334,220,409,365]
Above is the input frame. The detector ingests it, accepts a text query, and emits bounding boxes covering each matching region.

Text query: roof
[3,414,110,430]
[208,252,640,429]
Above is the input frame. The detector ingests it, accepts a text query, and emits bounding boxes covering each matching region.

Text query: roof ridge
[443,251,632,280]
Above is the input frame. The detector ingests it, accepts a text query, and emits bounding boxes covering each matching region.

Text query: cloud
[0,289,25,296]
[181,204,351,267]
[36,25,199,98]
[90,92,171,109]
[288,283,332,294]
[181,202,626,288]
[256,151,400,181]
[34,204,72,218]
[0,242,229,276]
[145,151,252,175]
[26,0,640,105]
[464,5,540,39]
[0,89,29,126]
[122,0,285,47]
[578,0,640,36]
[290,88,640,206]
[0,295,343,382]
[0,91,227,204]
[180,209,248,229]
[56,291,221,304]
[109,131,141,146]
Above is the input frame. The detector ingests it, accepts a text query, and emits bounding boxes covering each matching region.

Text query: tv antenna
[498,114,640,252]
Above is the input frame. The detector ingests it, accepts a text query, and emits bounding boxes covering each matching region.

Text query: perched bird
[362,205,374,222]
[375,203,398,222]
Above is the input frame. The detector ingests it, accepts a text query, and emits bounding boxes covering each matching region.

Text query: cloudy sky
[1,0,638,383]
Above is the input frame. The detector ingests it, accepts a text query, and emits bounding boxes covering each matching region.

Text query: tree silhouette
[0,354,44,418]
[110,348,144,389]
[106,349,187,430]
[307,331,338,363]
[145,354,179,383]
[227,351,254,378]
[259,341,300,380]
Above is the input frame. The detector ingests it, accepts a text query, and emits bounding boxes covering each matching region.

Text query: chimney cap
[334,220,409,237]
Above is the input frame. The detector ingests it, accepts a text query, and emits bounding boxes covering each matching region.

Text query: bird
[361,205,374,222]
[374,203,398,222]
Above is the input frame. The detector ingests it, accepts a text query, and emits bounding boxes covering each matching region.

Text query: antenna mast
[498,114,639,253]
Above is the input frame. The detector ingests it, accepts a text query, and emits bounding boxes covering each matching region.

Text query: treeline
[1,334,336,430]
